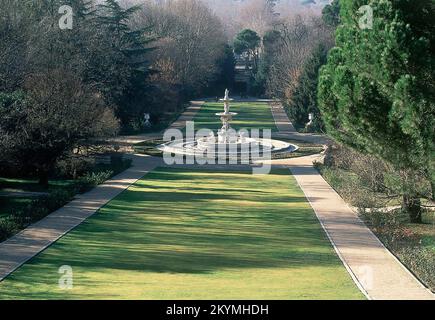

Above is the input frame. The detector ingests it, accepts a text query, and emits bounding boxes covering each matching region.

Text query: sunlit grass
[191,102,277,132]
[0,168,363,300]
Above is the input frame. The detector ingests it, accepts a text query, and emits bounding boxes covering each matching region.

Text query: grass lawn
[0,167,363,300]
[191,102,277,132]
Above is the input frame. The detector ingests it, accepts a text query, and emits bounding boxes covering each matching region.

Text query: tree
[135,0,226,99]
[205,45,236,96]
[251,29,280,96]
[322,0,340,27]
[287,44,328,131]
[96,0,154,129]
[0,70,119,187]
[266,15,332,102]
[318,0,434,223]
[234,29,261,55]
[0,0,31,91]
[237,0,279,36]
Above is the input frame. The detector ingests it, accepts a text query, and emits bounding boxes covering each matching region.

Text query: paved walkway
[268,104,435,300]
[109,101,204,145]
[269,102,332,145]
[270,101,297,132]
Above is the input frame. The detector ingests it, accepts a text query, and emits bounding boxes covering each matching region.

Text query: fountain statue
[217,89,237,143]
[223,89,230,114]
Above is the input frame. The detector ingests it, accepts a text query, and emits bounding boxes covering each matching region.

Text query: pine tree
[318,0,434,222]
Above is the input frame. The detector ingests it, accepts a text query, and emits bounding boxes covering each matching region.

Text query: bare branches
[265,15,333,101]
[134,0,226,94]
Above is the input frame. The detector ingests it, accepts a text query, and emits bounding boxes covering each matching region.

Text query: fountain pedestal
[217,89,238,144]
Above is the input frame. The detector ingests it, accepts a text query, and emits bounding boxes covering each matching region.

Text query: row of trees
[230,0,433,223]
[231,0,337,131]
[0,0,229,186]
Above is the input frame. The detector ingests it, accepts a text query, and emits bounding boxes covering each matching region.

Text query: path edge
[288,168,371,300]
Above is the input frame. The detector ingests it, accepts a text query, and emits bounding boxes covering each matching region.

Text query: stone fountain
[158,89,298,161]
[216,89,237,144]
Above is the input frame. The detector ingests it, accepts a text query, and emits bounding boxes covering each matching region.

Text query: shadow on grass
[0,167,364,300]
[7,169,338,273]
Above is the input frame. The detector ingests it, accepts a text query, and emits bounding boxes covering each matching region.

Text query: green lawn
[0,168,363,300]
[191,102,277,132]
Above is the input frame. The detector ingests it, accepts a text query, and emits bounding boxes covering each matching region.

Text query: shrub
[77,170,113,193]
[56,156,94,179]
[396,246,435,292]
[35,190,73,214]
[0,217,20,242]
[0,157,132,243]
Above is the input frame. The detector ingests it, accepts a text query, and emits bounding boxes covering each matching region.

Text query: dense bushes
[0,190,73,241]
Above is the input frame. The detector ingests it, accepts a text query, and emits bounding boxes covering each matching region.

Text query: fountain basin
[158,89,299,162]
[157,138,298,160]
[215,112,238,117]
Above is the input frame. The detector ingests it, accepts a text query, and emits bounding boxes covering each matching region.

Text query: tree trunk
[430,180,435,201]
[402,194,422,223]
[38,171,49,189]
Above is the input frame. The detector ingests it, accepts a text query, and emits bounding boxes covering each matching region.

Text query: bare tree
[266,15,333,102]
[133,0,227,96]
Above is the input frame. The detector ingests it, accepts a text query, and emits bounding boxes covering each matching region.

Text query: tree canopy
[233,29,261,56]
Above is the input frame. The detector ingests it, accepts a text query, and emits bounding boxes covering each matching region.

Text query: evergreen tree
[287,44,328,132]
[251,29,281,96]
[322,0,341,27]
[318,0,434,222]
[234,29,261,72]
[96,0,154,129]
[206,45,236,96]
